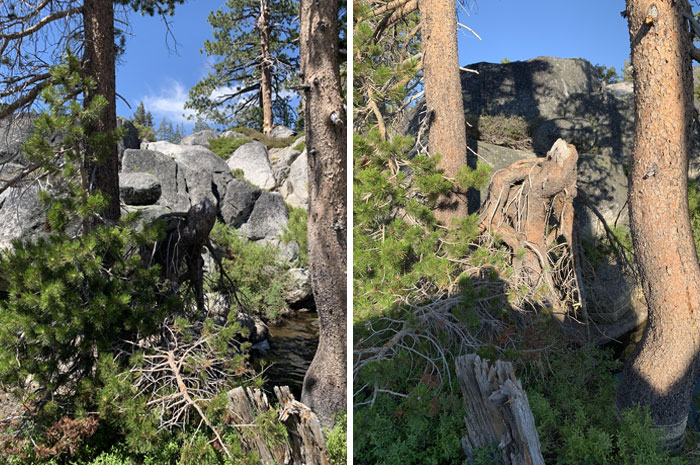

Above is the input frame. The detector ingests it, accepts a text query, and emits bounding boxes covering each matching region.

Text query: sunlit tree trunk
[617,0,700,451]
[258,0,274,135]
[82,0,120,224]
[299,0,347,427]
[419,0,468,224]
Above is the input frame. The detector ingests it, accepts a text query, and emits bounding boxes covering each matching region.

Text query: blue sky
[455,1,630,73]
[115,0,632,131]
[115,0,225,128]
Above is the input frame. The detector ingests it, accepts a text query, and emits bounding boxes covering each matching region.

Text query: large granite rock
[220,178,262,227]
[0,164,46,249]
[279,149,308,209]
[227,141,275,190]
[240,191,289,241]
[142,141,234,208]
[270,125,296,138]
[121,149,190,211]
[119,172,162,206]
[458,56,600,120]
[576,152,629,235]
[181,129,219,147]
[532,118,596,154]
[0,114,36,165]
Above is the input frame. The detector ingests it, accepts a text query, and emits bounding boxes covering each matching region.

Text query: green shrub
[465,114,532,151]
[524,346,686,465]
[209,135,253,159]
[281,206,308,267]
[293,139,306,152]
[325,411,347,465]
[227,126,302,149]
[209,221,291,321]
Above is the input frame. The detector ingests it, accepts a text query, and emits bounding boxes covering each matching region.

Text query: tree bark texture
[617,0,700,451]
[419,0,468,224]
[226,386,330,465]
[299,0,347,427]
[258,0,274,135]
[82,0,120,224]
[479,139,579,322]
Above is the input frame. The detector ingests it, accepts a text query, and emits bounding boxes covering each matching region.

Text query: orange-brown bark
[299,0,347,428]
[617,0,700,451]
[419,0,468,224]
[82,0,120,224]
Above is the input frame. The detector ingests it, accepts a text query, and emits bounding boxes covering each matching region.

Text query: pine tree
[0,54,174,438]
[185,0,299,131]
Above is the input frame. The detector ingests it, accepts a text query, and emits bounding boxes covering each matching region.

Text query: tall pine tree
[185,0,298,132]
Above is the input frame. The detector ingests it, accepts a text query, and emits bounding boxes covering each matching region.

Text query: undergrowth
[209,221,292,321]
[209,135,252,159]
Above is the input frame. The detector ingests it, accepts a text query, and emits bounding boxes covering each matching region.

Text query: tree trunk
[82,0,120,224]
[456,354,545,465]
[617,0,700,451]
[258,0,274,135]
[419,0,468,225]
[299,0,347,428]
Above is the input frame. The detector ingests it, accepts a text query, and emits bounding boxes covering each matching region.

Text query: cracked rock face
[226,141,276,190]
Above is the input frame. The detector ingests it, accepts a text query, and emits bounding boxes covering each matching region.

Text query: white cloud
[142,80,196,124]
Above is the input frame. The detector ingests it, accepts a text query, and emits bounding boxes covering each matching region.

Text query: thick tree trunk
[617,0,700,451]
[258,0,274,135]
[419,0,468,225]
[82,0,120,224]
[299,0,347,428]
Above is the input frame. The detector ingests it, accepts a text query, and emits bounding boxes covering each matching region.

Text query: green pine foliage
[209,221,292,321]
[185,0,299,129]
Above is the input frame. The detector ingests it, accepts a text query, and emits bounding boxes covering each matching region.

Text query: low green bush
[281,206,308,267]
[209,221,291,321]
[209,136,252,159]
[325,411,347,465]
[227,127,302,149]
[465,114,533,151]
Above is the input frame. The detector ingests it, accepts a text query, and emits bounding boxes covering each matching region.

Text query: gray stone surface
[119,172,162,205]
[532,118,596,154]
[181,129,219,147]
[235,312,269,343]
[458,56,600,121]
[0,164,46,249]
[0,114,35,165]
[121,149,190,211]
[270,125,296,138]
[227,141,275,190]
[576,152,630,236]
[283,268,312,304]
[268,144,302,171]
[604,81,634,98]
[280,149,308,209]
[220,178,262,227]
[240,191,289,241]
[220,130,246,139]
[169,144,234,208]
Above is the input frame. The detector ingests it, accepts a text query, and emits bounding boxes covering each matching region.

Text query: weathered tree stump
[456,354,544,465]
[479,138,579,321]
[226,386,330,465]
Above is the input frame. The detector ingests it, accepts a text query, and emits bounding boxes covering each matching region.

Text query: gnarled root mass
[479,139,583,323]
